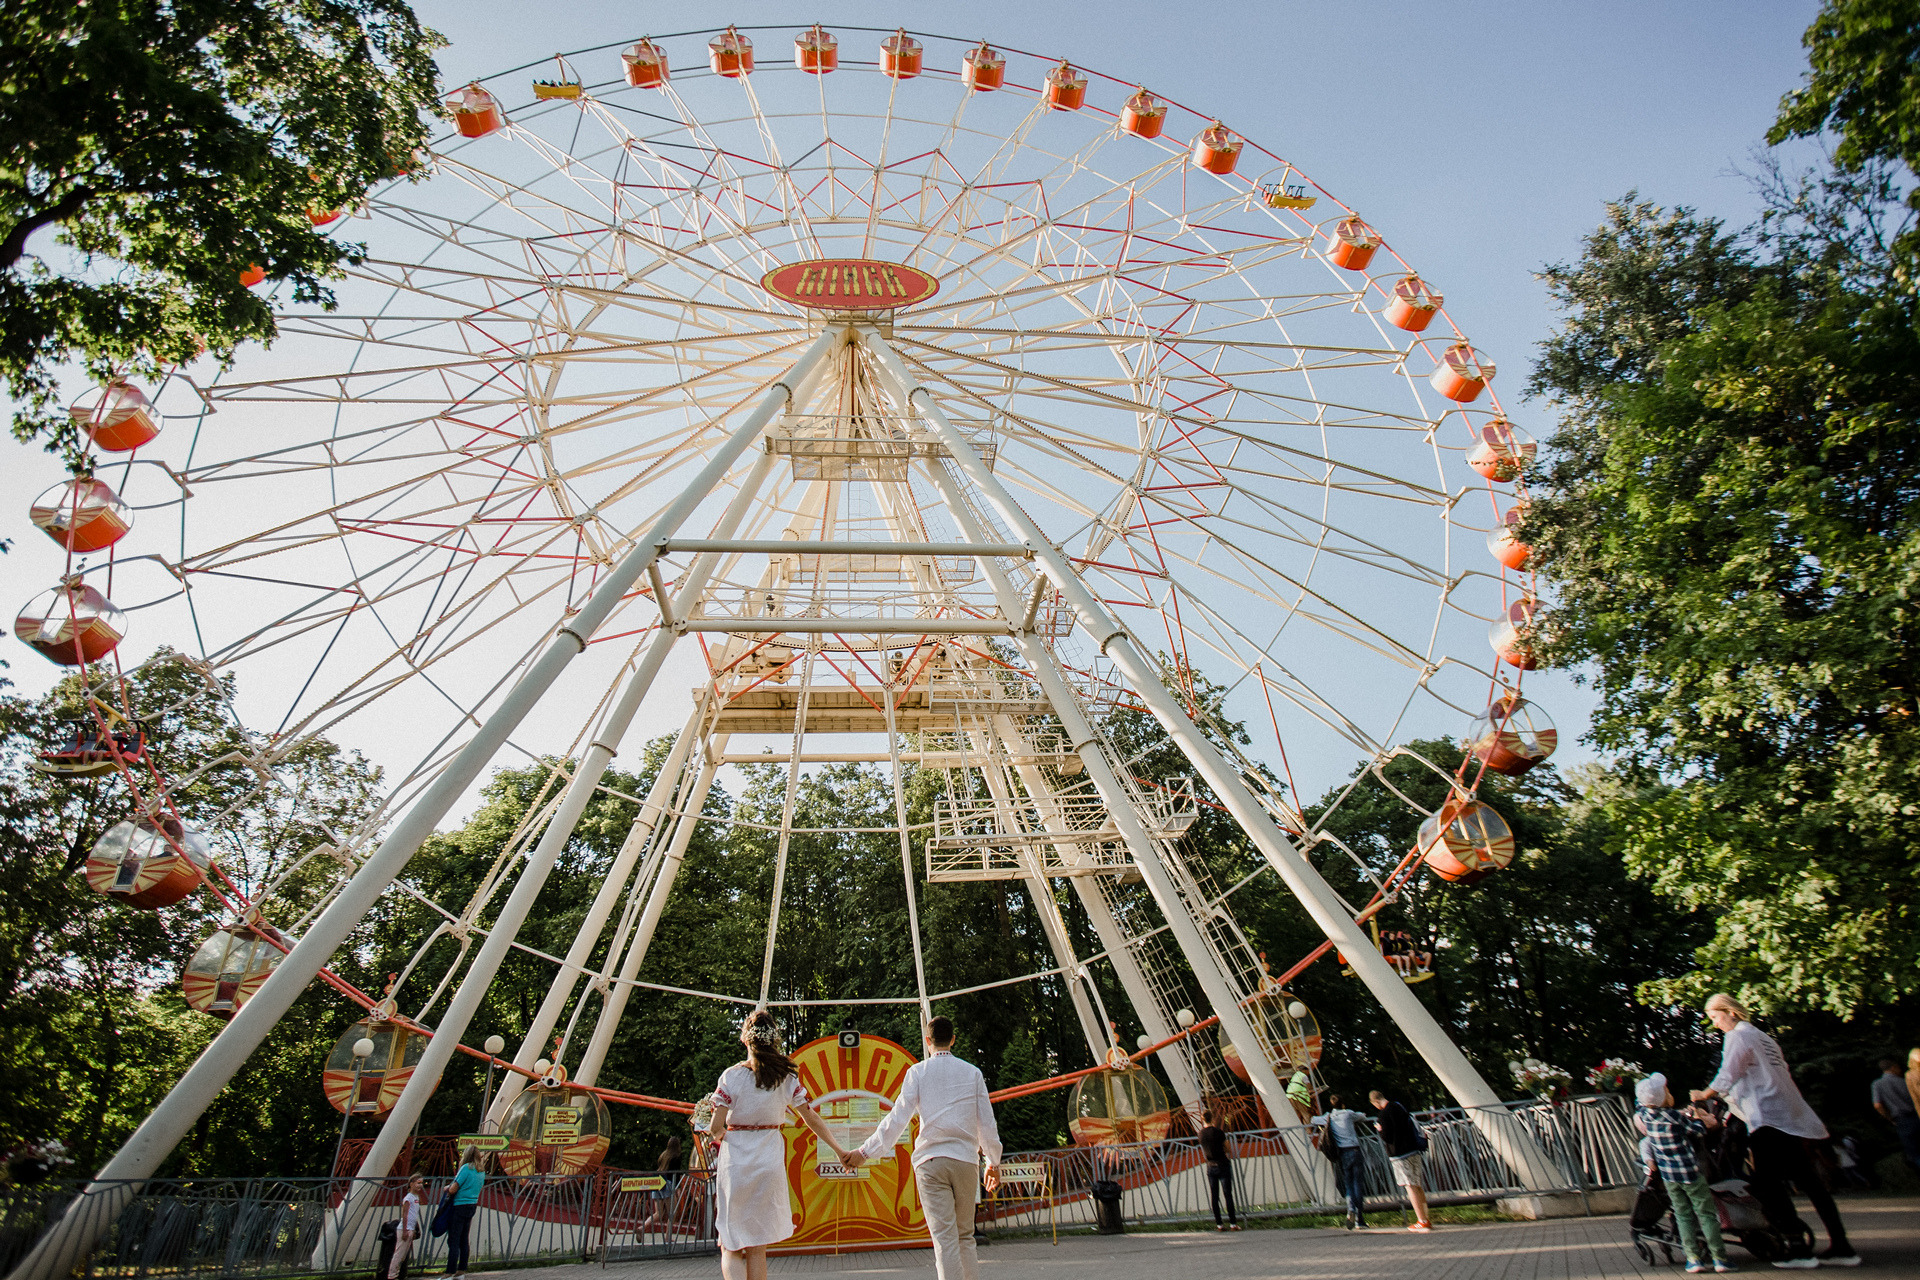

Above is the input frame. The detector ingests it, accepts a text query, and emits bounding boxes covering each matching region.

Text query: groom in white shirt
[845,1016,1002,1280]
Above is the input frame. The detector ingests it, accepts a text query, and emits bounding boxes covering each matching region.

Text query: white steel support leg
[964,727,1106,1063]
[488,434,779,1120]
[321,562,717,1244]
[946,532,1288,1118]
[320,338,847,1259]
[879,672,934,1024]
[916,437,1323,1195]
[1018,872,1108,1063]
[863,327,1558,1191]
[5,328,852,1280]
[904,422,1267,1112]
[984,719,1197,1100]
[484,702,703,1127]
[1039,654,1330,1197]
[1059,878,1202,1103]
[574,747,724,1086]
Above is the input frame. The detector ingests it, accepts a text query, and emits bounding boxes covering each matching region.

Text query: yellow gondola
[1067,1054,1170,1147]
[498,1065,611,1175]
[182,921,291,1018]
[323,997,430,1116]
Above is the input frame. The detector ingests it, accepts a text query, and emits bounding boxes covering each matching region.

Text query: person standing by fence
[1198,1108,1240,1231]
[1314,1093,1368,1230]
[1286,1070,1314,1124]
[1873,1057,1920,1177]
[1369,1090,1431,1232]
[388,1173,426,1280]
[1691,993,1857,1268]
[445,1146,484,1280]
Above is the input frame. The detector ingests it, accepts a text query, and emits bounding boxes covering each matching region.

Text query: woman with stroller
[1636,1073,1735,1273]
[1691,993,1857,1268]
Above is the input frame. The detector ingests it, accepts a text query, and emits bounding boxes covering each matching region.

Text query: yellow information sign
[540,1105,582,1146]
[618,1175,666,1193]
[458,1134,510,1152]
[778,1034,924,1252]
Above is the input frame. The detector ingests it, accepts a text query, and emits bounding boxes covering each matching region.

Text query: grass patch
[1244,1204,1512,1231]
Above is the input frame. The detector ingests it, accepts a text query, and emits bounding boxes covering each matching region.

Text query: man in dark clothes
[1197,1109,1240,1230]
[1873,1058,1920,1176]
[1370,1089,1432,1232]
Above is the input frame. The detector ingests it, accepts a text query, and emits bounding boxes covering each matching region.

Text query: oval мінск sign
[761,259,939,310]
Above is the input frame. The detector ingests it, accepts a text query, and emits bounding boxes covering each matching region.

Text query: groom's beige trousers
[915,1156,981,1280]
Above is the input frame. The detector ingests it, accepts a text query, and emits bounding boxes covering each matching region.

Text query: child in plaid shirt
[1636,1073,1734,1273]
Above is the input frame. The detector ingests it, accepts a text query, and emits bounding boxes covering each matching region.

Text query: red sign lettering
[762,259,939,310]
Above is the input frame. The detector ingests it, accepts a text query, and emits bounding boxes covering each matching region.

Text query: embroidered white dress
[713,1063,809,1251]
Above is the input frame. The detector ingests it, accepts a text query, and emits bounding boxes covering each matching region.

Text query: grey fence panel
[983,1094,1642,1235]
[1,1174,613,1280]
[598,1172,717,1263]
[5,1098,1643,1269]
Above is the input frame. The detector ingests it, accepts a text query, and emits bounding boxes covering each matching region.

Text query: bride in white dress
[708,1011,850,1280]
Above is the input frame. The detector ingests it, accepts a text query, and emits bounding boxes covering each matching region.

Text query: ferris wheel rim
[15,26,1551,1113]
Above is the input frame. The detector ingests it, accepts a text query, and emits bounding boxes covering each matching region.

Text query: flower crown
[743,1019,781,1047]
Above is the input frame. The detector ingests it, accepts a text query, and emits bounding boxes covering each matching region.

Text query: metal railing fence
[984,1093,1642,1234]
[1,1095,1636,1275]
[0,1167,718,1280]
[597,1172,716,1264]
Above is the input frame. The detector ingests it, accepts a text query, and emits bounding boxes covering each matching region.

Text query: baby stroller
[1708,1180,1814,1264]
[1628,1166,1813,1265]
[1630,1167,1681,1265]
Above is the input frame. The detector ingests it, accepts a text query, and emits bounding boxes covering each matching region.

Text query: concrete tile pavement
[513,1197,1919,1280]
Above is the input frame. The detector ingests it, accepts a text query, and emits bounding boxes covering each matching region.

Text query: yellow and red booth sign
[761,259,939,310]
[776,1034,927,1253]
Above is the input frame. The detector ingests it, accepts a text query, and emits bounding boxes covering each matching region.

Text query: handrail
[0,1095,1638,1275]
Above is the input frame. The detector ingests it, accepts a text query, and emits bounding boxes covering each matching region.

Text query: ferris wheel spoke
[1169,584,1430,744]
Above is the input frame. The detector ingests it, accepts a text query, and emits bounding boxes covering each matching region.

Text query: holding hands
[842,1149,866,1169]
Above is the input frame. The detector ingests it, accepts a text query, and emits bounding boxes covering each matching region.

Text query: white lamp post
[329,1036,376,1185]
[479,1035,507,1132]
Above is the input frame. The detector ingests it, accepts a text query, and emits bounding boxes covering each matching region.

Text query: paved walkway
[530,1196,1918,1280]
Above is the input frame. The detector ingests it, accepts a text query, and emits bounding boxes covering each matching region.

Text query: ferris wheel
[12,24,1567,1266]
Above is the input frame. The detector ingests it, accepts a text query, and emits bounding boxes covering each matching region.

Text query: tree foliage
[1773,0,1920,182]
[0,0,443,460]
[0,652,381,1172]
[1229,742,1716,1106]
[1524,163,1920,1016]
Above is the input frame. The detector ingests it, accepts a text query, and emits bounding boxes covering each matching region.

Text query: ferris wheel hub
[761,259,939,309]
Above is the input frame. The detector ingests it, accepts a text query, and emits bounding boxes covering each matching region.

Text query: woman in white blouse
[708,1012,850,1280]
[1690,993,1855,1267]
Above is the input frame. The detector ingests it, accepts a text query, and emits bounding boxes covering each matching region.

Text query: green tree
[1229,741,1714,1106]
[0,651,382,1174]
[1523,176,1920,1017]
[1,0,443,460]
[1772,0,1920,183]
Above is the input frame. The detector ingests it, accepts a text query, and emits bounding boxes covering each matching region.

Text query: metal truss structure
[9,27,1559,1280]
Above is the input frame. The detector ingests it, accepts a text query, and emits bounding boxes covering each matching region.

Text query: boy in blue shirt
[1636,1073,1734,1273]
